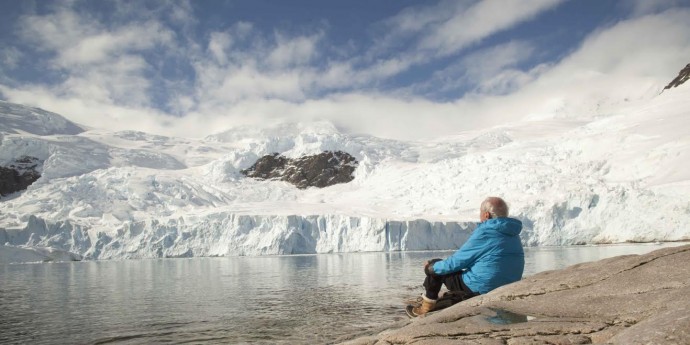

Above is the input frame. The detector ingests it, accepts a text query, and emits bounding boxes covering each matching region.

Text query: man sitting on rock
[407,197,525,317]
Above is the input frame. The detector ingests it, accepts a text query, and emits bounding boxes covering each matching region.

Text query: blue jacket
[432,217,524,294]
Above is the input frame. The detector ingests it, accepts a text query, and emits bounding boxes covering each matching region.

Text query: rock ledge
[343,244,690,345]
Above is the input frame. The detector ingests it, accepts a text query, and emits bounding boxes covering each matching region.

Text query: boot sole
[405,304,437,318]
[405,304,418,318]
[405,290,477,318]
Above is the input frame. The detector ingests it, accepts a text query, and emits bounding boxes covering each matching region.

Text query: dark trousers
[423,260,477,300]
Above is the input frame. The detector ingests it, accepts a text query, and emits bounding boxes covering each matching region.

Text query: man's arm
[432,228,488,275]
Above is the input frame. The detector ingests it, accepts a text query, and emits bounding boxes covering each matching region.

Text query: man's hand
[424,259,442,276]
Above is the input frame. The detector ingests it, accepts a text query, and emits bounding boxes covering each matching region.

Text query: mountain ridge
[664,63,690,90]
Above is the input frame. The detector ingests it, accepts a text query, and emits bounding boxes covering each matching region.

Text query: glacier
[1,85,690,262]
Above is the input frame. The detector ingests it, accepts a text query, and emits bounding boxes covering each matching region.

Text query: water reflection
[486,308,534,325]
[0,243,684,344]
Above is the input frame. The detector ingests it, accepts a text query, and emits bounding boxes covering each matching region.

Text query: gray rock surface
[343,244,690,345]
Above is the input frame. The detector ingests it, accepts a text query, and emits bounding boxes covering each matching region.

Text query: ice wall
[0,214,475,260]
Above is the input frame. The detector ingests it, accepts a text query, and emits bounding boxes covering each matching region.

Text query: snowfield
[1,85,689,262]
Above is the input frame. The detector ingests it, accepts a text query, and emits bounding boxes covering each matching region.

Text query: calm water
[0,243,685,345]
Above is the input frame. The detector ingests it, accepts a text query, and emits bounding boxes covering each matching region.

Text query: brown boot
[405,295,437,318]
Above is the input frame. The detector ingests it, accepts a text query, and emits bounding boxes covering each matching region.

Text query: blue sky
[1,0,689,139]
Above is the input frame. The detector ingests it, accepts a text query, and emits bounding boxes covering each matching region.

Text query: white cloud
[18,8,95,55]
[70,55,152,105]
[12,2,178,109]
[421,40,538,96]
[476,67,544,96]
[166,0,195,25]
[307,61,354,89]
[461,41,535,79]
[383,0,464,36]
[554,9,690,79]
[0,47,23,70]
[267,33,322,68]
[380,0,563,58]
[206,22,255,66]
[193,30,326,105]
[168,94,195,114]
[192,22,328,107]
[204,67,305,103]
[58,21,174,66]
[463,41,544,94]
[418,0,564,56]
[371,0,465,56]
[208,32,232,65]
[305,57,417,93]
[625,0,686,16]
[355,0,564,90]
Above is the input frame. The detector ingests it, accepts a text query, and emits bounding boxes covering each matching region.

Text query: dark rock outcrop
[241,151,358,189]
[664,63,690,90]
[0,156,41,197]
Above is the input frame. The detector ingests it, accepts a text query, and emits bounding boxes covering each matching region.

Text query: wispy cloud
[624,0,687,16]
[374,0,563,64]
[15,2,177,108]
[0,47,23,70]
[190,26,326,109]
[417,40,539,97]
[416,0,562,56]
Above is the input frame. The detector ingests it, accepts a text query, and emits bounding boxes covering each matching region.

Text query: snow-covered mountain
[1,79,689,262]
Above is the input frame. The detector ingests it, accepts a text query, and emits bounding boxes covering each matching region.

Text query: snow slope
[1,86,689,261]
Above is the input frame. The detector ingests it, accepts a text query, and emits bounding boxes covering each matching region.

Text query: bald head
[480,197,509,221]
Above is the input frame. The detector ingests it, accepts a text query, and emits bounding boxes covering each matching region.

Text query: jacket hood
[482,217,522,236]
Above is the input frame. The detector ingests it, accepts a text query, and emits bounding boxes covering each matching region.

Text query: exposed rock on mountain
[241,151,358,189]
[664,63,690,90]
[0,156,41,197]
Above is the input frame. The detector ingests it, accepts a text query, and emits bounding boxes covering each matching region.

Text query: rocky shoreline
[342,244,690,345]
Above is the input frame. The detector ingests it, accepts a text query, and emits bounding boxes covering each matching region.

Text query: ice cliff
[0,214,473,259]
